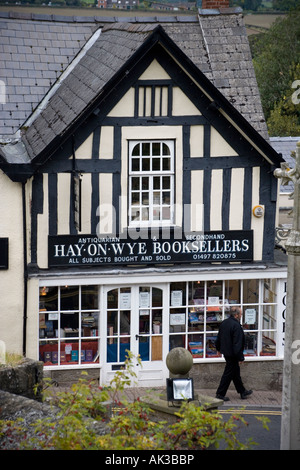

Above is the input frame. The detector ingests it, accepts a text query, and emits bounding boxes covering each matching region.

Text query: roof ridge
[0,7,243,23]
[270,136,300,141]
[102,22,158,33]
[198,6,243,15]
[0,10,198,24]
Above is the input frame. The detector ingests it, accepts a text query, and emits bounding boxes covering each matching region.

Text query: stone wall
[0,358,43,400]
[190,360,283,391]
[43,367,99,386]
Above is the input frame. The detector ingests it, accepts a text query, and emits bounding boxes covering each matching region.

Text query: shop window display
[39,285,100,366]
[139,286,163,361]
[169,279,278,359]
[39,277,280,369]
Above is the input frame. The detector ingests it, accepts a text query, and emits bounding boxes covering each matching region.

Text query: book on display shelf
[189,341,203,357]
[85,350,93,361]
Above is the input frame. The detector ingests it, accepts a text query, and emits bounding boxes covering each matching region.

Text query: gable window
[135,81,172,118]
[128,140,174,226]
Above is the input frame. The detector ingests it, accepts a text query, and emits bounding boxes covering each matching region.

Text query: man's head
[230,306,242,320]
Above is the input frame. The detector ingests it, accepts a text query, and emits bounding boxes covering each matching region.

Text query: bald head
[230,306,242,320]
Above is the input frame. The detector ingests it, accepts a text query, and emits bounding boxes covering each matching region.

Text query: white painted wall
[0,171,24,355]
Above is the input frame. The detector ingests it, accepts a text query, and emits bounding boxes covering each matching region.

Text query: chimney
[201,0,230,8]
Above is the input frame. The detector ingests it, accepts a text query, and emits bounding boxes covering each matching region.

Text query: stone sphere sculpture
[166,347,193,377]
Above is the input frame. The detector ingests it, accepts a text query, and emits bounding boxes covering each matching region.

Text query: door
[102,284,168,386]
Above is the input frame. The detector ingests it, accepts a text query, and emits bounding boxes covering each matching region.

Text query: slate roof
[21,23,159,160]
[0,7,272,169]
[270,136,299,194]
[0,11,98,136]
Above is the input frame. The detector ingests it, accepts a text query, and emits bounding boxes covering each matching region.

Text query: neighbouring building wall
[0,171,24,355]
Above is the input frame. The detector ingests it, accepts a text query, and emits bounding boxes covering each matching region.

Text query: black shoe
[216,394,230,401]
[240,390,253,399]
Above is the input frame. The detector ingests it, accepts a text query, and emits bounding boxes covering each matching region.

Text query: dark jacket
[215,315,245,361]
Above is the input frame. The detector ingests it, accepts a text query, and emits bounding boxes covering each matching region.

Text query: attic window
[128,140,174,226]
[135,80,172,118]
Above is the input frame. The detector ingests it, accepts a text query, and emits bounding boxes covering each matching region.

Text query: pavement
[48,383,283,414]
[120,386,283,409]
[201,388,282,409]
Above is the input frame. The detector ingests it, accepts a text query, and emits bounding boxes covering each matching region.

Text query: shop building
[0,4,286,388]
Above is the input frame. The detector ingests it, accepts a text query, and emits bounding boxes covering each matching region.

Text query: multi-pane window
[38,277,282,368]
[129,140,174,226]
[39,285,100,366]
[106,286,163,363]
[169,279,279,359]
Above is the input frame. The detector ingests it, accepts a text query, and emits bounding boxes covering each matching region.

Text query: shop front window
[39,285,100,366]
[138,286,163,361]
[39,277,281,368]
[169,279,279,359]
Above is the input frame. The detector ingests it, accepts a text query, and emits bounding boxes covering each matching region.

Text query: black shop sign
[0,238,8,269]
[48,230,253,267]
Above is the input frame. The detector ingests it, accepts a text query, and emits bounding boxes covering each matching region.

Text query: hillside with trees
[231,0,300,11]
[249,7,300,135]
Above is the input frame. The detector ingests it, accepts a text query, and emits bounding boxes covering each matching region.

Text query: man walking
[215,306,252,401]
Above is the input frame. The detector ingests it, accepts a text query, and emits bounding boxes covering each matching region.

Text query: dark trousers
[216,356,246,396]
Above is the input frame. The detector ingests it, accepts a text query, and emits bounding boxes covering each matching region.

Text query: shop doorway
[102,284,169,386]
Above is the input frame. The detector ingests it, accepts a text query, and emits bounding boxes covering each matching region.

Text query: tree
[251,8,300,122]
[244,0,262,10]
[267,63,300,136]
[232,0,262,10]
[272,0,300,11]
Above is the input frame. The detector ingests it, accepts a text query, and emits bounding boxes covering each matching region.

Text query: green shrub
[0,352,269,450]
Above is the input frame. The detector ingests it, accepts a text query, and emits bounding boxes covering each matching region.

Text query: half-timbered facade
[0,6,287,388]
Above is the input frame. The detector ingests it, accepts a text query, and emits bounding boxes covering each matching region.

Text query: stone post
[274,142,300,449]
[166,347,193,378]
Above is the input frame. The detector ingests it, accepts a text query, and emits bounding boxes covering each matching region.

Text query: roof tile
[0,15,98,136]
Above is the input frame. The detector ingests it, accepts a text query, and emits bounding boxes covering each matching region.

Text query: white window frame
[168,278,283,361]
[38,285,100,368]
[128,140,175,227]
[38,273,286,370]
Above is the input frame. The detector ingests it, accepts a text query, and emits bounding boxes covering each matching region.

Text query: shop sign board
[0,238,8,269]
[48,230,253,267]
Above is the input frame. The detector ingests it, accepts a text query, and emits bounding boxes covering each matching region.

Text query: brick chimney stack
[201,0,230,8]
